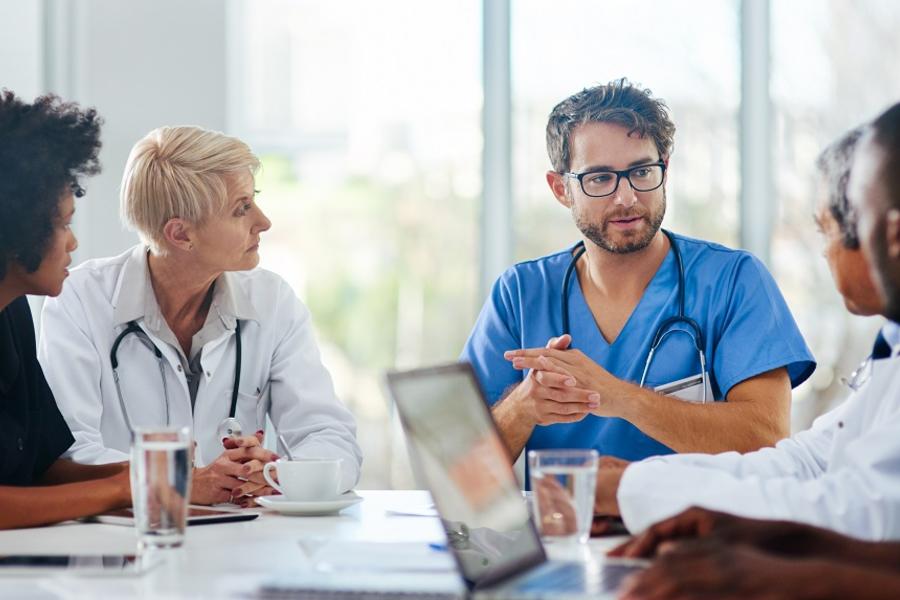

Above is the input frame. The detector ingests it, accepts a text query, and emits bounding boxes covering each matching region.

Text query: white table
[0,491,627,599]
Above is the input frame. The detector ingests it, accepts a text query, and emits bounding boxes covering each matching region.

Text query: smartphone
[86,506,260,526]
[0,554,155,577]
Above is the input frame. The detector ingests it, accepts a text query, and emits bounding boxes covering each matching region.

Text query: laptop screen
[387,363,546,589]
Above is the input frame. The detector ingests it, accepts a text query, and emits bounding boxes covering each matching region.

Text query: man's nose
[611,175,638,207]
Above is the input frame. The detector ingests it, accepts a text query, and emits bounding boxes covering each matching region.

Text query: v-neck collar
[566,245,677,350]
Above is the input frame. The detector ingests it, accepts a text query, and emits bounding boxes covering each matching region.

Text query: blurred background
[2,0,900,488]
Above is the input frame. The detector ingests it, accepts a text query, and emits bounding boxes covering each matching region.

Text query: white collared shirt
[881,321,900,353]
[38,245,362,491]
[618,322,900,540]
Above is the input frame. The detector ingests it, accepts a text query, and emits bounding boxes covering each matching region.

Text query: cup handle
[263,462,283,494]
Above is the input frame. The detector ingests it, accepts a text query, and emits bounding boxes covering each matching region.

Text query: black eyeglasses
[563,161,666,198]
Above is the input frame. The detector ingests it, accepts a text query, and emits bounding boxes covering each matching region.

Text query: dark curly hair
[546,78,675,173]
[0,90,102,280]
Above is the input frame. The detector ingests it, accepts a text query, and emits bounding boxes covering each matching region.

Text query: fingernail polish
[566,378,576,386]
[589,402,599,409]
[589,394,601,402]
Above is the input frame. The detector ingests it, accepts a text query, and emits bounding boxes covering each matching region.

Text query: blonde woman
[39,126,361,505]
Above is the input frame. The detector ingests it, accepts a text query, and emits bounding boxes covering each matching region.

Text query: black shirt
[0,297,74,485]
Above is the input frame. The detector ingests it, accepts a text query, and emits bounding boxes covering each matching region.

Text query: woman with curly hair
[0,90,131,529]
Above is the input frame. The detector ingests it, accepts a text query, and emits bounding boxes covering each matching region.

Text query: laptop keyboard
[514,561,642,594]
[255,588,462,600]
[517,562,586,592]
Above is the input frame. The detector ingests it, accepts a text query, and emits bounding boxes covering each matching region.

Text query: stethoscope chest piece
[217,417,243,441]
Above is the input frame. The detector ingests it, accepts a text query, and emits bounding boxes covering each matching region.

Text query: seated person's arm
[612,507,900,571]
[39,294,130,464]
[618,539,900,600]
[509,349,791,454]
[0,459,130,530]
[611,413,900,539]
[608,365,791,453]
[37,458,127,485]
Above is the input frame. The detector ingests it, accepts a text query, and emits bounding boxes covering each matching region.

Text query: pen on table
[428,542,448,552]
[277,432,296,460]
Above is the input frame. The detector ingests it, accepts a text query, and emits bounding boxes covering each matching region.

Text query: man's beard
[573,193,666,254]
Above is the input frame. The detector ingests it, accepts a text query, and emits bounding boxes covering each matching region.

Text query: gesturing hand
[502,335,600,426]
[504,335,623,418]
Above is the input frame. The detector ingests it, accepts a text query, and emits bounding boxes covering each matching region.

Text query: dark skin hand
[610,507,900,571]
[617,540,900,600]
[0,460,131,530]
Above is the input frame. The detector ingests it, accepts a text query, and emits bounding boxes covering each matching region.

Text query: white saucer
[256,492,363,516]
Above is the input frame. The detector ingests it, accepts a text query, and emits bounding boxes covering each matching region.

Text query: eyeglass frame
[562,160,667,198]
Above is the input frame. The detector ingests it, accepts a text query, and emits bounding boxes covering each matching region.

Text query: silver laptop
[254,362,643,600]
[385,362,645,600]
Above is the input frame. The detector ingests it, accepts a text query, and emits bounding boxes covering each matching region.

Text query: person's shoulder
[502,244,579,284]
[230,266,291,292]
[229,267,301,312]
[671,232,764,271]
[4,296,33,326]
[66,246,135,287]
[489,245,578,304]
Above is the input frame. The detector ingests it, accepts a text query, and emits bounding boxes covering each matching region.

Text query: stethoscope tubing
[560,229,709,401]
[109,319,242,435]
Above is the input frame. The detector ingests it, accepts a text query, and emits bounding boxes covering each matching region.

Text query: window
[511,0,741,261]
[233,0,481,487]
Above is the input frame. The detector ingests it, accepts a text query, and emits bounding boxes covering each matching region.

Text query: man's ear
[546,171,571,209]
[161,218,194,252]
[887,209,900,260]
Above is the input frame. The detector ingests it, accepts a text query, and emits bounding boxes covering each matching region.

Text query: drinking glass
[528,449,598,543]
[131,427,193,549]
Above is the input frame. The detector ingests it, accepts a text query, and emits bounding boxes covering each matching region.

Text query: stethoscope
[840,331,893,391]
[560,229,709,402]
[110,319,244,440]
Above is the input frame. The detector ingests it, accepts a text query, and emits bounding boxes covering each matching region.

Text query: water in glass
[131,428,192,549]
[529,450,598,544]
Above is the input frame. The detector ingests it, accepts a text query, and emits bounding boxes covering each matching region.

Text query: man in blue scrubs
[461,79,815,466]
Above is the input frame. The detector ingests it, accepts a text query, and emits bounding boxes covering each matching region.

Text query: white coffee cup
[263,458,342,502]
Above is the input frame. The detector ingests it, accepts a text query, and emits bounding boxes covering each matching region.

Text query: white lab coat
[38,245,362,491]
[618,335,900,540]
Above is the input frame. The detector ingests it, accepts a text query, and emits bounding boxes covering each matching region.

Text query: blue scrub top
[461,232,815,462]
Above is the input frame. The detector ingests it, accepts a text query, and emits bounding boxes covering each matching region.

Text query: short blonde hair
[120,126,260,253]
